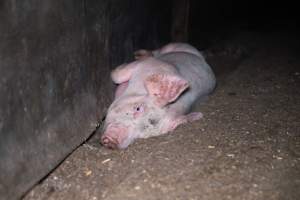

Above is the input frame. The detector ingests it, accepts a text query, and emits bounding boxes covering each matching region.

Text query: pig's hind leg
[111,61,141,98]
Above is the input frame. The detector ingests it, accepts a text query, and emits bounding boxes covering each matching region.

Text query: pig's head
[101,73,189,149]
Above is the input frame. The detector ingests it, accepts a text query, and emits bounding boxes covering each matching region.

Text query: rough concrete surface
[24,32,300,200]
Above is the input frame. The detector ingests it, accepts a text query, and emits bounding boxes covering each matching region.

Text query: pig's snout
[101,124,129,149]
[101,135,118,149]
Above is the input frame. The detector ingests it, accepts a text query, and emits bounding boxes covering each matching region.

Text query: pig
[101,43,216,149]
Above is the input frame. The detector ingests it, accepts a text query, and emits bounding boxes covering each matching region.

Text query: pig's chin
[117,138,134,149]
[118,129,142,149]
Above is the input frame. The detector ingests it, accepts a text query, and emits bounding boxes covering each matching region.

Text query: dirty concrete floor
[24,32,300,200]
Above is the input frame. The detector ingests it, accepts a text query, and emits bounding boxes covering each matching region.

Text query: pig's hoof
[186,112,203,122]
[101,135,118,149]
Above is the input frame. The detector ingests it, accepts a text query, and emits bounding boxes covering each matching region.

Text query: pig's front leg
[111,61,140,98]
[111,61,139,84]
[162,112,203,134]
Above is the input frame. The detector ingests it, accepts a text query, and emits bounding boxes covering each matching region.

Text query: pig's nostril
[101,137,109,144]
[101,135,119,149]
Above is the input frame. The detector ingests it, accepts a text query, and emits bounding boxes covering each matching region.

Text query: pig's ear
[145,74,189,107]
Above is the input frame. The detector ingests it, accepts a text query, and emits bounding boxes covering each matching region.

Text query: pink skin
[101,96,148,149]
[153,43,202,57]
[134,43,202,60]
[115,81,129,98]
[102,72,193,148]
[164,112,203,133]
[101,43,216,149]
[101,71,203,148]
[101,123,129,149]
[144,73,189,107]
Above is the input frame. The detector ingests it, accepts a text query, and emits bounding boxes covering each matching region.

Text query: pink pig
[101,43,216,149]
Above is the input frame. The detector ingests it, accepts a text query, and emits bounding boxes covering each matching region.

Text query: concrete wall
[0,0,171,199]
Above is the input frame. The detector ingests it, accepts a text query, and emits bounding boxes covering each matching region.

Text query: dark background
[189,0,299,48]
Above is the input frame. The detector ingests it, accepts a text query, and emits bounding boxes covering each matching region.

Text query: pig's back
[157,52,216,110]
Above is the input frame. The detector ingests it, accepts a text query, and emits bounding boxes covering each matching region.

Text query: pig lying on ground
[101,43,216,149]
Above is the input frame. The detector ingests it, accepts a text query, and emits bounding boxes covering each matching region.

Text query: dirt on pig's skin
[24,32,300,200]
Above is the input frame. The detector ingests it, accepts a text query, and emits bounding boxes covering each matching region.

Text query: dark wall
[189,0,300,49]
[0,0,171,199]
